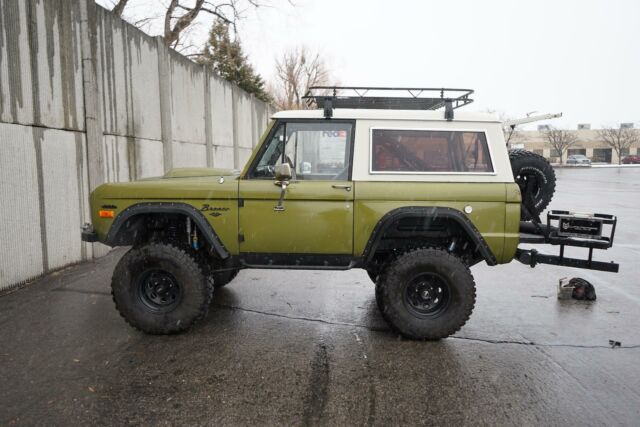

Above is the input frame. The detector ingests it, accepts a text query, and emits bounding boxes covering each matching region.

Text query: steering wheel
[254,164,275,177]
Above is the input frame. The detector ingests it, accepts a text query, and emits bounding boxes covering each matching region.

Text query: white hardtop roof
[272,108,501,123]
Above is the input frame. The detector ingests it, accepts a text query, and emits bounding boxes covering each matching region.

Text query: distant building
[513,124,640,164]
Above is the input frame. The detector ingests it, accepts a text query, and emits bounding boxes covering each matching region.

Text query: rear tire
[376,248,476,340]
[509,149,556,220]
[111,243,213,334]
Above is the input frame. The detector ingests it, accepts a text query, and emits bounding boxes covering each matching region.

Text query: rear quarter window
[370,128,494,173]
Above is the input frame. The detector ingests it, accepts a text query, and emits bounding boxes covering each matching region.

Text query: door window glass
[250,121,353,180]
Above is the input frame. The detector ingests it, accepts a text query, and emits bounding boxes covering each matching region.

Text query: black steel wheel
[137,270,182,312]
[376,248,476,340]
[111,243,213,334]
[403,273,451,318]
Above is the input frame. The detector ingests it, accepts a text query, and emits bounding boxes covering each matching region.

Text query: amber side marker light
[99,210,115,218]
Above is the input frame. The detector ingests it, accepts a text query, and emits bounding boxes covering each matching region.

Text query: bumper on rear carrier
[516,210,619,273]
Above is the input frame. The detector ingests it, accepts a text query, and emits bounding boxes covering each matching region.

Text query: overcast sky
[100,0,640,129]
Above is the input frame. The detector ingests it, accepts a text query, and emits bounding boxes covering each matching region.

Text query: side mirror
[273,163,291,212]
[274,163,292,181]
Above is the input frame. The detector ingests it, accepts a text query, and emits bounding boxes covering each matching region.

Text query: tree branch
[112,0,129,17]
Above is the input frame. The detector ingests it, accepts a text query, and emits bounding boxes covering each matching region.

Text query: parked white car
[567,154,592,166]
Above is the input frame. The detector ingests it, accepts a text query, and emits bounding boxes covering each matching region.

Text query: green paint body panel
[90,175,241,255]
[239,180,354,254]
[354,182,512,263]
[90,175,519,264]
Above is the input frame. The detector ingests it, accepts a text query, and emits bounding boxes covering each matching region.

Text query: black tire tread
[111,243,213,334]
[509,149,556,219]
[376,247,476,340]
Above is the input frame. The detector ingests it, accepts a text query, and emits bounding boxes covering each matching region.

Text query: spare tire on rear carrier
[509,149,556,221]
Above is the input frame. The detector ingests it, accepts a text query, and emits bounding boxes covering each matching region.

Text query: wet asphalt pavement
[1,167,640,426]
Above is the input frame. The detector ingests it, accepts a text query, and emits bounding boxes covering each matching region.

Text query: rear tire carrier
[517,211,619,273]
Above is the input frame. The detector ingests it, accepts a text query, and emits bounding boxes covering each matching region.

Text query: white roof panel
[272,108,501,123]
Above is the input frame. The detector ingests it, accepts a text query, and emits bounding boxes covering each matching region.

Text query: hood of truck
[91,169,240,200]
[162,167,239,179]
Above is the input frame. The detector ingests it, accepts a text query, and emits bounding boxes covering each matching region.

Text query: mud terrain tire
[111,243,213,334]
[376,248,476,340]
[509,149,556,220]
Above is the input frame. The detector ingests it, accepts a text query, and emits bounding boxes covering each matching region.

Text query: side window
[370,129,493,173]
[250,121,353,180]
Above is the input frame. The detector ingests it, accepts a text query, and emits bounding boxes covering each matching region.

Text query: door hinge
[238,198,244,208]
[238,232,245,243]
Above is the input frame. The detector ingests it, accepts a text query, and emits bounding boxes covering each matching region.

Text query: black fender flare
[105,202,230,259]
[361,206,497,266]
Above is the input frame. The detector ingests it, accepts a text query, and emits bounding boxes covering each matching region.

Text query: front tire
[111,243,213,334]
[376,248,476,340]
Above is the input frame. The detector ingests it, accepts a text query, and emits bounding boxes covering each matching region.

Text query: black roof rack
[302,86,474,120]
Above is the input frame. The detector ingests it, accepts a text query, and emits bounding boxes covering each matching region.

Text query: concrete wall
[0,0,276,291]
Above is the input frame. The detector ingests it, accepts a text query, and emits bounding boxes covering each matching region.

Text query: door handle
[332,184,352,192]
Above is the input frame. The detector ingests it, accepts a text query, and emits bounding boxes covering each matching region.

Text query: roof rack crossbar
[302,86,474,119]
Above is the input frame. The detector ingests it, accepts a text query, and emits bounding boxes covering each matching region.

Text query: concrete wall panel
[103,135,167,180]
[0,122,44,290]
[214,145,235,170]
[253,101,265,143]
[102,135,130,183]
[137,138,165,178]
[0,0,84,131]
[172,141,207,168]
[32,0,84,130]
[209,75,234,148]
[96,6,161,141]
[170,52,205,144]
[0,0,33,125]
[238,147,253,170]
[234,88,254,149]
[40,128,83,270]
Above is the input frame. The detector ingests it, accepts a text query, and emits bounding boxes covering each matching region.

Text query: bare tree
[111,0,129,17]
[597,125,640,164]
[271,47,333,110]
[505,128,526,146]
[484,109,527,146]
[542,126,578,164]
[108,0,269,51]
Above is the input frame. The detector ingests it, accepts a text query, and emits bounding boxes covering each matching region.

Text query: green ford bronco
[82,87,619,339]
